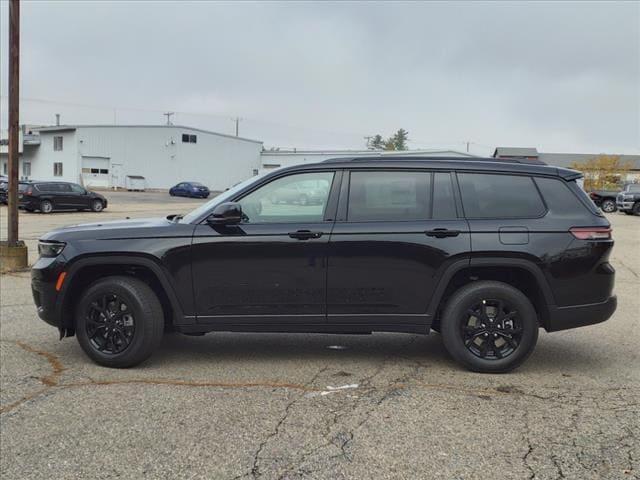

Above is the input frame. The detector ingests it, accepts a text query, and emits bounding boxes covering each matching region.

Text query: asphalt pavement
[0,198,638,479]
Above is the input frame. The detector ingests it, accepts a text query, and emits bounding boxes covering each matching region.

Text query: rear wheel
[441,281,539,373]
[40,200,53,214]
[601,199,616,213]
[91,199,104,212]
[75,276,164,368]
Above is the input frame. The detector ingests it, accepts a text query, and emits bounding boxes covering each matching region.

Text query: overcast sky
[1,1,638,155]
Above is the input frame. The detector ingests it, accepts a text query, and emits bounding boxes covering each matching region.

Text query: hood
[40,217,181,242]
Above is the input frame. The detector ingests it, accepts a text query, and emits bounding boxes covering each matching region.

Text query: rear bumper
[547,295,617,332]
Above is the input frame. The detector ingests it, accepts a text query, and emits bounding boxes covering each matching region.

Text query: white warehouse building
[1,125,263,191]
[2,124,474,191]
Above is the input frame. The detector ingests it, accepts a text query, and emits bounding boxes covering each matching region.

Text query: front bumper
[616,201,634,211]
[547,295,617,332]
[31,255,66,328]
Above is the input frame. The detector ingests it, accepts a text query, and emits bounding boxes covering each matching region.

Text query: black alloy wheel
[441,280,539,373]
[75,276,164,368]
[462,299,523,360]
[85,293,135,355]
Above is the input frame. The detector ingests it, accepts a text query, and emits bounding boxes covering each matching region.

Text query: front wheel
[91,199,104,212]
[441,281,539,373]
[75,276,164,368]
[633,202,640,216]
[601,199,616,213]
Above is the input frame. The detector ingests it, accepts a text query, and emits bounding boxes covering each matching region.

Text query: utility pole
[231,117,242,137]
[163,112,174,125]
[7,0,20,247]
[466,141,470,153]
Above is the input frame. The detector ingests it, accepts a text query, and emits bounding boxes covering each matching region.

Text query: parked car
[270,179,328,205]
[616,183,640,215]
[0,180,32,205]
[19,181,107,213]
[31,157,616,372]
[169,182,210,198]
[588,189,620,213]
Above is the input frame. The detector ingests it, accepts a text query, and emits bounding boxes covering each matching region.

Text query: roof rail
[321,156,547,165]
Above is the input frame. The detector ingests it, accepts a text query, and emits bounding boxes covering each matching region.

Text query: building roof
[493,147,539,158]
[33,124,263,145]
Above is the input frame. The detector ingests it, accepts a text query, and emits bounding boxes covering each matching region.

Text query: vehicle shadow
[146,330,611,376]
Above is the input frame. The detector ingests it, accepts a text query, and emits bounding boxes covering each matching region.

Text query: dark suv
[31,158,616,372]
[20,181,107,213]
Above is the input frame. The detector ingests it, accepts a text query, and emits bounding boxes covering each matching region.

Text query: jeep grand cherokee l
[31,157,616,372]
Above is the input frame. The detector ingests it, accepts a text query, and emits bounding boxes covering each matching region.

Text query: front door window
[238,171,334,223]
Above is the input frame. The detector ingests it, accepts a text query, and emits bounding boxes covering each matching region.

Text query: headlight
[38,241,66,257]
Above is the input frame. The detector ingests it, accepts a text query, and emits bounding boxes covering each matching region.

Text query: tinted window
[70,184,85,194]
[627,184,640,192]
[458,173,545,218]
[348,171,430,221]
[535,177,592,216]
[432,172,457,219]
[238,171,334,223]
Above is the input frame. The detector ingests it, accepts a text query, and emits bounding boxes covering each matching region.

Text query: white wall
[76,126,262,190]
[28,130,80,183]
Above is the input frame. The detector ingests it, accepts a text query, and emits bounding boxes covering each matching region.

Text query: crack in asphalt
[0,340,322,415]
[249,365,329,479]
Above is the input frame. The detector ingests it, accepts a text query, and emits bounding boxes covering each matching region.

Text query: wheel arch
[428,258,555,330]
[58,255,186,336]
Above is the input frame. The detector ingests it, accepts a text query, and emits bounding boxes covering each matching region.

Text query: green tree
[392,128,409,150]
[369,129,410,151]
[369,134,384,150]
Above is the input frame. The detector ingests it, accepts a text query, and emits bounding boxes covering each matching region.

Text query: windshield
[180,174,266,223]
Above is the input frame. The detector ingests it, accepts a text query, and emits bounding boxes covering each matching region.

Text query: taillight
[26,187,33,195]
[570,227,612,240]
[589,192,598,199]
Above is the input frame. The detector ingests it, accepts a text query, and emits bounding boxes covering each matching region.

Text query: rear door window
[457,173,545,218]
[347,171,431,221]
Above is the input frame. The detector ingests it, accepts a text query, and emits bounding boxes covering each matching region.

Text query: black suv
[31,158,616,372]
[20,181,107,213]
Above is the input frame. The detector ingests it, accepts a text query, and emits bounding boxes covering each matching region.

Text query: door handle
[425,228,461,238]
[288,230,323,240]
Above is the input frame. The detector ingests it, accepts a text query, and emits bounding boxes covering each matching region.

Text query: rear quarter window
[457,173,545,218]
[535,177,599,216]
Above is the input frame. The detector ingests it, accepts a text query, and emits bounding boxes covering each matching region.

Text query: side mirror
[206,202,242,225]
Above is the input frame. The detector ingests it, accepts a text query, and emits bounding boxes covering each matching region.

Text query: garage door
[81,156,110,188]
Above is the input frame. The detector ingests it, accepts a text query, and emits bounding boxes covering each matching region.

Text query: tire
[91,199,104,212]
[601,199,616,213]
[75,276,164,368]
[633,202,640,216]
[441,281,539,373]
[40,199,53,214]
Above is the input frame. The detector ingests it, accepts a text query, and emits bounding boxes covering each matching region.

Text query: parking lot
[0,193,638,479]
